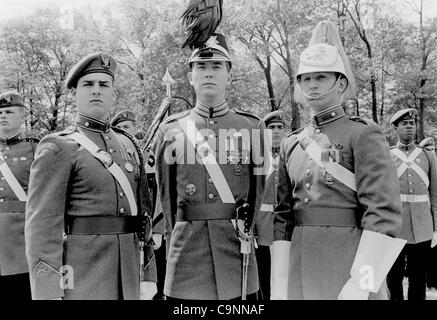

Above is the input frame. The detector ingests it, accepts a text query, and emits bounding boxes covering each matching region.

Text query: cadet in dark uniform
[254,110,285,300]
[154,33,266,300]
[0,91,38,300]
[386,108,437,300]
[111,110,166,299]
[111,109,140,139]
[271,21,406,300]
[25,52,156,300]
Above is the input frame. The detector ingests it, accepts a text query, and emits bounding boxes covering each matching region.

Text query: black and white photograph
[0,0,437,311]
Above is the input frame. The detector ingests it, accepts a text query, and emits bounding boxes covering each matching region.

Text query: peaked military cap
[111,110,137,127]
[65,52,117,89]
[262,110,285,127]
[390,108,418,126]
[0,91,26,108]
[188,32,232,68]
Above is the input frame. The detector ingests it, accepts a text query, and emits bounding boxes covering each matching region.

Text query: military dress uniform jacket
[25,114,155,300]
[274,105,402,300]
[255,153,279,246]
[390,143,437,244]
[0,132,37,276]
[154,102,266,300]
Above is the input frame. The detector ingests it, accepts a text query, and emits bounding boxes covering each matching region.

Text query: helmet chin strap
[300,76,342,101]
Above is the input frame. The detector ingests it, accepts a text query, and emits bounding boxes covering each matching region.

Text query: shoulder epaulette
[419,145,434,152]
[59,126,76,136]
[25,136,40,143]
[234,109,261,121]
[286,126,305,137]
[162,110,190,125]
[349,115,373,125]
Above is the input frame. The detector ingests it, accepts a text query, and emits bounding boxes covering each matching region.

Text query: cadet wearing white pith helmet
[271,20,406,300]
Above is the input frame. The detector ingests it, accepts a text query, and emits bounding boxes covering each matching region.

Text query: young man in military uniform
[154,33,266,300]
[254,110,285,300]
[111,109,141,139]
[25,52,156,300]
[386,108,437,300]
[112,109,166,299]
[0,91,38,300]
[271,21,406,300]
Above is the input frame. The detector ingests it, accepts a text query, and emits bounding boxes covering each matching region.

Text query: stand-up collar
[75,113,111,132]
[397,141,416,152]
[312,105,346,127]
[0,131,26,145]
[194,101,229,118]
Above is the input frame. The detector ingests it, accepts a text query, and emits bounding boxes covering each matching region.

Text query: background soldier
[154,30,266,300]
[0,91,38,300]
[111,109,167,300]
[111,109,143,140]
[254,110,285,300]
[271,21,405,300]
[25,52,156,300]
[387,108,437,300]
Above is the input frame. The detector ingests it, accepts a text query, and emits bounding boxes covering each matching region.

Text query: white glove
[431,231,437,248]
[152,233,163,250]
[270,240,291,300]
[338,278,370,300]
[140,281,157,300]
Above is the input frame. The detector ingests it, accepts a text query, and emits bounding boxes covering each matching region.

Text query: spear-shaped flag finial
[162,67,176,99]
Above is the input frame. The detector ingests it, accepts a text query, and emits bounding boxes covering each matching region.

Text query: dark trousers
[153,239,167,300]
[427,246,437,289]
[387,241,431,300]
[0,273,31,300]
[255,245,271,300]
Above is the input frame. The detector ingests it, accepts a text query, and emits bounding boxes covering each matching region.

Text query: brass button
[6,147,10,150]
[331,112,336,117]
[105,136,110,141]
[315,129,321,134]
[209,121,214,125]
[119,192,124,198]
[410,189,413,193]
[306,169,311,175]
[84,122,90,127]
[120,208,126,214]
[305,183,310,189]
[0,187,4,191]
[303,198,309,204]
[209,134,215,140]
[109,149,115,153]
[208,178,213,184]
[208,194,214,200]
[3,156,7,159]
[0,199,4,202]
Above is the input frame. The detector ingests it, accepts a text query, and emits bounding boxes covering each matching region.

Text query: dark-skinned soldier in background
[25,52,157,300]
[387,109,437,300]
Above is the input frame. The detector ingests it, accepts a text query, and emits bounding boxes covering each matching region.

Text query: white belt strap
[260,203,274,212]
[391,148,429,188]
[296,128,357,192]
[0,153,27,201]
[178,117,235,204]
[400,194,429,203]
[69,132,138,216]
